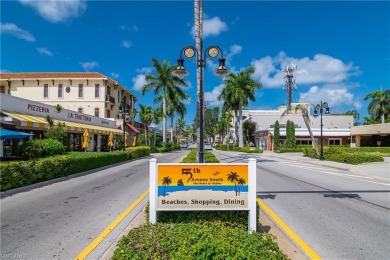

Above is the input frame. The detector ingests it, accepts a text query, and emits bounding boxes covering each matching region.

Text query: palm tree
[54,104,64,113]
[364,89,390,124]
[142,58,188,146]
[227,171,240,196]
[345,110,360,125]
[176,118,186,141]
[162,176,172,196]
[138,104,154,145]
[237,178,246,195]
[218,67,261,147]
[281,104,319,156]
[152,106,163,146]
[163,91,189,144]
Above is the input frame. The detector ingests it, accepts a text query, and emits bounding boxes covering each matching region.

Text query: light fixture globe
[213,57,230,78]
[172,58,189,79]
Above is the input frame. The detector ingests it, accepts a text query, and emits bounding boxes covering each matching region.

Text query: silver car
[204,142,212,150]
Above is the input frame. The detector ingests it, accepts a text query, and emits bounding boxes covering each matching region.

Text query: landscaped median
[0,146,151,192]
[111,149,288,259]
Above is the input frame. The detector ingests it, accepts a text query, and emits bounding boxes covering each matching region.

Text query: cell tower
[283,64,297,108]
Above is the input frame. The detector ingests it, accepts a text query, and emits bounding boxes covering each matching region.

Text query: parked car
[204,142,212,150]
[180,142,188,148]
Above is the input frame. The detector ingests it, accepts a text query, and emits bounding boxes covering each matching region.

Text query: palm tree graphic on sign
[227,172,240,196]
[162,176,172,196]
[238,177,246,195]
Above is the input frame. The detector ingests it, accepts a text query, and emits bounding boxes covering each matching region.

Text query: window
[329,139,342,146]
[95,107,99,117]
[58,84,63,98]
[0,86,5,93]
[78,107,83,113]
[106,109,110,118]
[107,86,111,96]
[78,84,83,98]
[44,84,49,98]
[95,84,100,98]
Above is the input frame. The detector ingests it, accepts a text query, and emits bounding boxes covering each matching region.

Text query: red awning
[127,123,140,134]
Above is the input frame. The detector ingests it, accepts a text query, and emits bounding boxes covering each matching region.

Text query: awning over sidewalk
[1,110,122,134]
[127,123,140,134]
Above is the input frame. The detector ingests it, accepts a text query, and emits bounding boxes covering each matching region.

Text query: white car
[180,142,188,148]
[204,142,212,150]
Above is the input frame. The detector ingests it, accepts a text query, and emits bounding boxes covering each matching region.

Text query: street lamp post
[313,101,330,160]
[173,45,229,163]
[118,96,130,151]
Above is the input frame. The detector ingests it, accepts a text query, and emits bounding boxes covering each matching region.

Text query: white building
[230,103,354,150]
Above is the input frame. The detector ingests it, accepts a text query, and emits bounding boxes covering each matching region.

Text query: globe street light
[313,101,330,160]
[118,96,130,151]
[173,45,229,163]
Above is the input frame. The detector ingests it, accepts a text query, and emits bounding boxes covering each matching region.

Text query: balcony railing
[105,95,115,104]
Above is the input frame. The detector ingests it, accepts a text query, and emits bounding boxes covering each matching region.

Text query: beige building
[0,72,137,120]
[351,123,390,147]
[230,103,354,150]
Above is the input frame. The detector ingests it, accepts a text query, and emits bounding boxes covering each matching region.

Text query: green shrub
[18,138,65,159]
[0,146,150,191]
[279,148,304,153]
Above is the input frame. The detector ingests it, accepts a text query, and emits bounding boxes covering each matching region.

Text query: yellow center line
[256,198,321,260]
[74,189,149,260]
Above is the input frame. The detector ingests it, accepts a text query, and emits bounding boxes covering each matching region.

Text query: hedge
[215,144,263,153]
[0,146,150,191]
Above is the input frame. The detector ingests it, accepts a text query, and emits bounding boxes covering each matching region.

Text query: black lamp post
[172,45,229,163]
[118,96,130,151]
[313,101,330,160]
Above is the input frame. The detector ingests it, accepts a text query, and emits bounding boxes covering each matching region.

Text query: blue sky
[1,0,389,125]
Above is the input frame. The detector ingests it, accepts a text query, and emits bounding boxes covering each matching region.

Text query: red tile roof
[0,72,107,79]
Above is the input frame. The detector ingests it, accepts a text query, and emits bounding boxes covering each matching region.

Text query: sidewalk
[261,150,390,181]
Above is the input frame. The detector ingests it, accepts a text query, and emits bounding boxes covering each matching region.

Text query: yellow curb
[257,198,321,260]
[74,190,149,260]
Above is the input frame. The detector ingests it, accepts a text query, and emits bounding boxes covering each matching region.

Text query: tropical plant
[138,104,154,145]
[286,120,296,148]
[281,105,319,156]
[164,91,189,144]
[273,120,280,151]
[204,107,219,144]
[218,111,233,145]
[344,110,360,125]
[218,67,261,147]
[242,120,256,146]
[142,58,188,146]
[363,89,390,124]
[152,106,163,146]
[54,104,64,113]
[227,171,240,196]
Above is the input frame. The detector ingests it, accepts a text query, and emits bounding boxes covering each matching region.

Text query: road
[0,150,187,260]
[213,149,390,260]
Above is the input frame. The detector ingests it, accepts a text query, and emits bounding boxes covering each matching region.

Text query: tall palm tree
[176,118,186,141]
[227,171,240,196]
[345,110,360,125]
[162,176,172,196]
[152,106,163,146]
[364,89,390,124]
[163,91,189,144]
[219,67,261,147]
[138,104,154,145]
[142,58,188,146]
[281,104,319,156]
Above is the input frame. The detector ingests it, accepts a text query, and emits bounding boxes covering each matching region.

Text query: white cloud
[136,67,152,74]
[122,40,132,48]
[118,25,129,31]
[111,72,120,79]
[133,25,138,32]
[132,74,147,91]
[19,0,87,23]
[191,16,228,38]
[79,61,99,71]
[0,23,36,42]
[298,84,361,110]
[204,84,225,107]
[37,47,53,56]
[251,52,361,88]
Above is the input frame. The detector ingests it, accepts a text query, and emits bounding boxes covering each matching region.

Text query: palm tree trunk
[234,109,238,146]
[144,126,147,145]
[238,103,244,147]
[163,97,166,146]
[171,116,174,144]
[154,122,157,146]
[303,117,319,155]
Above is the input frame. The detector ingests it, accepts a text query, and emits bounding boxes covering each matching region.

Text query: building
[351,123,390,147]
[0,72,144,148]
[230,103,354,150]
